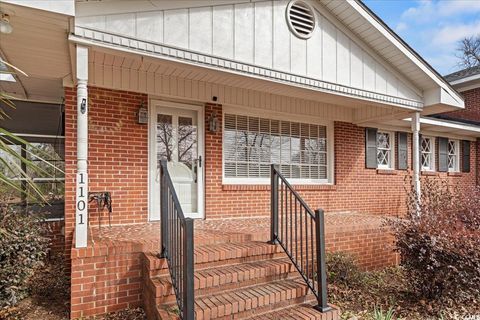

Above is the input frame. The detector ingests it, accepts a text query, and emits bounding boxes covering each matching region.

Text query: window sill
[376,169,397,175]
[421,171,437,176]
[222,184,337,191]
[448,172,462,177]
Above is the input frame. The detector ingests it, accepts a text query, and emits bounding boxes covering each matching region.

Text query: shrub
[326,251,363,286]
[0,202,50,307]
[388,179,480,300]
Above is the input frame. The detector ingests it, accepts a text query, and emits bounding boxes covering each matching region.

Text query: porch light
[137,102,148,124]
[0,13,12,34]
[80,98,87,114]
[208,111,219,133]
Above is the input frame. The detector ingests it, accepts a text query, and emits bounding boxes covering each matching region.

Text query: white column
[75,46,89,248]
[411,111,421,208]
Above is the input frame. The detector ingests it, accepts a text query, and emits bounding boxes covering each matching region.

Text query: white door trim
[148,99,205,220]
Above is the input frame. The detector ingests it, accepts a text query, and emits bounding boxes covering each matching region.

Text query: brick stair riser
[143,244,285,275]
[194,284,313,320]
[152,270,298,303]
[194,233,269,246]
[195,251,286,269]
[208,295,312,320]
[149,258,296,298]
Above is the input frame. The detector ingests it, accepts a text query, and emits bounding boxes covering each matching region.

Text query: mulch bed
[329,267,480,320]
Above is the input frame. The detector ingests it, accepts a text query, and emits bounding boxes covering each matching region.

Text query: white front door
[149,101,204,220]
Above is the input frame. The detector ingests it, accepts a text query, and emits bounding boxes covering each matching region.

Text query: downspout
[75,45,89,248]
[411,111,421,213]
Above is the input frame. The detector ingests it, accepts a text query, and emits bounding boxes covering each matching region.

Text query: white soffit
[0,2,70,103]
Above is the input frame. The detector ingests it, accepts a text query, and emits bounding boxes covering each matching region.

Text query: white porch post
[411,111,421,207]
[75,45,89,248]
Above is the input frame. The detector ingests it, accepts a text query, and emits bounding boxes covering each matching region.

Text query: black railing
[269,164,331,312]
[159,160,195,320]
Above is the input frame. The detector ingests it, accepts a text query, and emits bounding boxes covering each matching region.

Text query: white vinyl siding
[223,113,330,184]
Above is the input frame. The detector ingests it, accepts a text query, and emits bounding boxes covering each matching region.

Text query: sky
[363,0,480,76]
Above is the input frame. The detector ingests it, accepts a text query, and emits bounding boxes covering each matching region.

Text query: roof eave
[349,0,464,111]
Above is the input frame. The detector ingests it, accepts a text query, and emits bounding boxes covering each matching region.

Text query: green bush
[388,179,480,300]
[0,203,50,307]
[326,251,363,286]
[373,305,395,320]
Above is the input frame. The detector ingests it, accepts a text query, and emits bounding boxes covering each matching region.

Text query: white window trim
[221,106,334,185]
[376,130,395,170]
[448,139,460,173]
[420,135,435,172]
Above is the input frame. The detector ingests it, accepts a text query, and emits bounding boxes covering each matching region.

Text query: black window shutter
[365,128,378,169]
[462,140,471,173]
[397,132,408,170]
[438,137,448,172]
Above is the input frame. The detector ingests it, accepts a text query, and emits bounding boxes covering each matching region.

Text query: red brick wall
[64,93,478,240]
[70,248,143,319]
[443,87,480,122]
[205,104,477,219]
[64,87,148,252]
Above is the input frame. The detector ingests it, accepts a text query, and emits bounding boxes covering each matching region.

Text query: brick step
[194,229,269,246]
[147,257,296,301]
[143,242,285,277]
[196,241,285,267]
[247,303,340,320]
[158,277,314,320]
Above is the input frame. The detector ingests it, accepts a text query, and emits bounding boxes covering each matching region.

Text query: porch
[87,213,393,265]
[70,212,397,319]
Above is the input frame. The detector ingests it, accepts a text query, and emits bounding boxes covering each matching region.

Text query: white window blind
[224,114,328,181]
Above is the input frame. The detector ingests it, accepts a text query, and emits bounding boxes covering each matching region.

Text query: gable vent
[286,0,316,39]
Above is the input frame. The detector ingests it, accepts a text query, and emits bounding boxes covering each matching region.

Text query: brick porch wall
[64,86,148,255]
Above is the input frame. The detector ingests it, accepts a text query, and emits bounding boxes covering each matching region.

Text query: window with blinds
[223,113,328,182]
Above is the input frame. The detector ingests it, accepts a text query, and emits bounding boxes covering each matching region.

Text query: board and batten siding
[75,0,421,104]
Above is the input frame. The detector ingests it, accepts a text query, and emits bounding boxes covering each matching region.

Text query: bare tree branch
[456,35,480,69]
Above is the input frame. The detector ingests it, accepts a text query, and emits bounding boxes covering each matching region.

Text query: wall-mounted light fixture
[0,13,12,34]
[80,98,87,114]
[208,111,219,133]
[137,101,148,124]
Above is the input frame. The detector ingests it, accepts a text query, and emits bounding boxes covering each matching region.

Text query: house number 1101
[77,172,87,225]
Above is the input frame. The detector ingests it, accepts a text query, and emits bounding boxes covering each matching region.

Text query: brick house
[2,0,480,319]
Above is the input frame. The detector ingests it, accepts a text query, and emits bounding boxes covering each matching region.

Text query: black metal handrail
[159,160,195,320]
[269,164,331,312]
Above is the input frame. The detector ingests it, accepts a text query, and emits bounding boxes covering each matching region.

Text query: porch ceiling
[0,2,71,103]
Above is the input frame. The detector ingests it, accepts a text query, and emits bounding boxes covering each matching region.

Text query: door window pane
[178,116,197,169]
[157,114,173,161]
